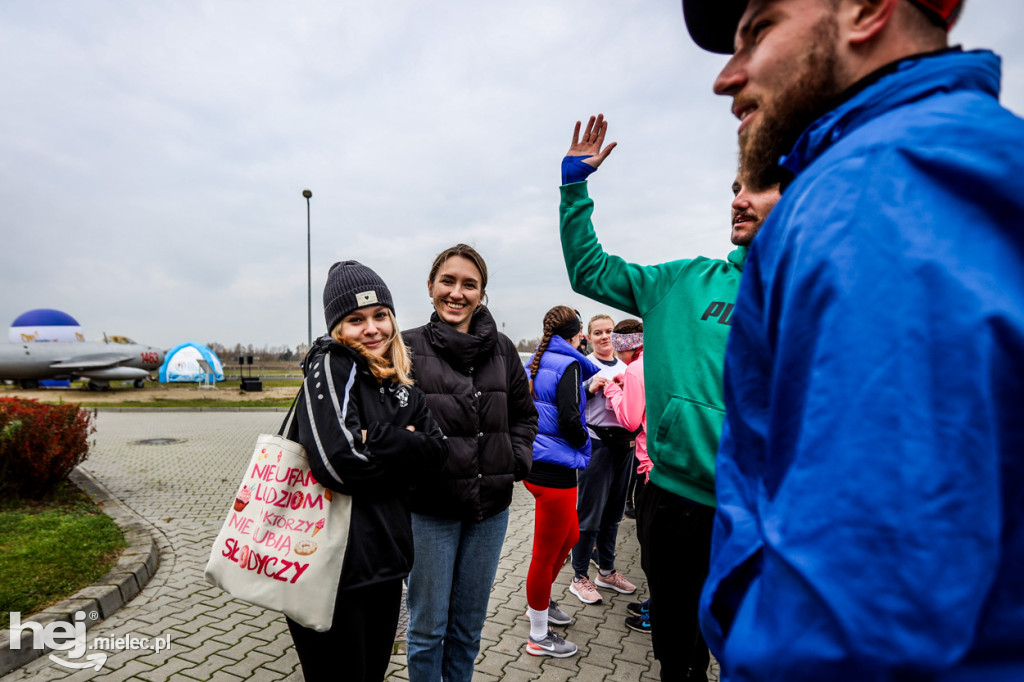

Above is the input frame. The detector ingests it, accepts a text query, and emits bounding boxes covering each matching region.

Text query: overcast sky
[4,1,1022,352]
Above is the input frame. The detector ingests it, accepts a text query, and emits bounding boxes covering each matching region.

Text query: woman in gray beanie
[287,260,449,682]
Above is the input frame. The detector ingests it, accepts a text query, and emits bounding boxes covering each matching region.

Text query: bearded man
[683,0,1024,680]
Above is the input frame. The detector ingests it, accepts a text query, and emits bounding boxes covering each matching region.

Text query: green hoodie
[560,181,745,507]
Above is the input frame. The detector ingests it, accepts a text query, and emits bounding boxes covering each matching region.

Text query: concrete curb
[0,467,160,676]
[94,407,290,413]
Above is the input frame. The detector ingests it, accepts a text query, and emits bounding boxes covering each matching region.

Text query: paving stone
[539,653,583,674]
[474,649,518,678]
[383,657,408,681]
[607,658,650,681]
[592,625,629,650]
[200,672,247,682]
[207,635,265,663]
[262,650,300,677]
[220,651,276,679]
[90,658,155,681]
[0,411,668,681]
[470,673,499,682]
[176,654,237,680]
[616,637,654,665]
[523,665,578,682]
[176,638,232,665]
[584,642,620,672]
[494,667,541,682]
[208,622,266,647]
[250,670,291,682]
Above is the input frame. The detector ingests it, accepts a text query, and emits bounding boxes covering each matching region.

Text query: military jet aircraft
[0,336,165,390]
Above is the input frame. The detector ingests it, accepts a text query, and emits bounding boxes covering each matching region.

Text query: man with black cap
[681,1,1024,680]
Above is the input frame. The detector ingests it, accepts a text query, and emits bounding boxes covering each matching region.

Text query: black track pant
[637,481,714,682]
[287,577,403,682]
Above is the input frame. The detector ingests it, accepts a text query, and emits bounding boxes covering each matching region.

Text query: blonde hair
[330,308,413,386]
[588,313,614,334]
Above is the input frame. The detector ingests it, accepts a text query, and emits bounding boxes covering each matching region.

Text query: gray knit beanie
[323,261,395,332]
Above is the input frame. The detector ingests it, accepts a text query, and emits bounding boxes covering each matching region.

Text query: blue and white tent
[159,342,225,382]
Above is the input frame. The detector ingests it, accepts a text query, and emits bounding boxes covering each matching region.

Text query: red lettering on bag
[252,528,292,554]
[255,483,290,508]
[228,513,253,534]
[251,462,274,481]
[289,561,310,583]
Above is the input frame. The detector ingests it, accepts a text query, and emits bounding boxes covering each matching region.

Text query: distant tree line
[206,340,544,361]
[516,338,542,352]
[205,342,306,363]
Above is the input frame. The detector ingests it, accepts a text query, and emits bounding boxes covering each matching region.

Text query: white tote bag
[205,401,352,631]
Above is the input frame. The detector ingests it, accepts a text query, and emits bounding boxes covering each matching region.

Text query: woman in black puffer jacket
[402,244,538,682]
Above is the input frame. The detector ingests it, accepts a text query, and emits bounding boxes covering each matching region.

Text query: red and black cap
[912,0,963,27]
[682,0,963,55]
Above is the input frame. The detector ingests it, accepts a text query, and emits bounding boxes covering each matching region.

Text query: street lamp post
[303,189,313,349]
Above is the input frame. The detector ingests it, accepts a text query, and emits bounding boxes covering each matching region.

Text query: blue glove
[562,155,597,185]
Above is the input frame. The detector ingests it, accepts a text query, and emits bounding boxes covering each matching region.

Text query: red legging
[525,482,580,611]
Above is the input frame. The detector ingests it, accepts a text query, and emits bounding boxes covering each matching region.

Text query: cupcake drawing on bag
[234,485,251,512]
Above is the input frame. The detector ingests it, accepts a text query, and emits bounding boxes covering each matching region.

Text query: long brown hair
[528,305,579,396]
[330,308,413,386]
[428,243,489,306]
[613,318,642,335]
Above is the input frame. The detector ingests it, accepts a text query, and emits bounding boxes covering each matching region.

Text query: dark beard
[740,14,842,190]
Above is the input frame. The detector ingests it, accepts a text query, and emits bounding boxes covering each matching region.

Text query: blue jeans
[572,436,634,576]
[406,509,509,682]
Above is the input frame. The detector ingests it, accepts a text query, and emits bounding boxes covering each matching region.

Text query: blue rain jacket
[701,49,1024,681]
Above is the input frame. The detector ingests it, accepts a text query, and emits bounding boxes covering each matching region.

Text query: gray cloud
[2,1,1020,350]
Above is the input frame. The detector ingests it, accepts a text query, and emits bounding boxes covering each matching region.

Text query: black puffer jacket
[403,307,538,522]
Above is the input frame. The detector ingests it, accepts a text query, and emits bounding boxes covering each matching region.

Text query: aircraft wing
[48,353,136,370]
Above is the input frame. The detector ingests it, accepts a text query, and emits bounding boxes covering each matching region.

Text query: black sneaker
[626,598,650,617]
[625,612,651,634]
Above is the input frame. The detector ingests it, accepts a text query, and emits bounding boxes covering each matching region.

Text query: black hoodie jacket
[290,337,448,590]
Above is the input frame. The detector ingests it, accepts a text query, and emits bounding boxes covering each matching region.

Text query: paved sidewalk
[2,411,719,681]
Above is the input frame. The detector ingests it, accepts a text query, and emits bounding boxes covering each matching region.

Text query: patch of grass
[0,480,126,628]
[74,398,294,409]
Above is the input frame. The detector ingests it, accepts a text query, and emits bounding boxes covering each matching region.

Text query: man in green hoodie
[559,114,778,681]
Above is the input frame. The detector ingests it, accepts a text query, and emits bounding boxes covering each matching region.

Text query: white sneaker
[594,570,637,594]
[526,628,578,658]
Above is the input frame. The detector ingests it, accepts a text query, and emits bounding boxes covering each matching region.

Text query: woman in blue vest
[523,305,600,658]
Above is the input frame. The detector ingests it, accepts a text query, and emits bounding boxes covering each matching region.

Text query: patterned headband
[611,332,643,352]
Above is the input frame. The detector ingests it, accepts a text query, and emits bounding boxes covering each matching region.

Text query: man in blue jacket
[681,0,1024,680]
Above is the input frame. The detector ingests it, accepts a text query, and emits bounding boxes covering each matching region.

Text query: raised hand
[568,114,617,169]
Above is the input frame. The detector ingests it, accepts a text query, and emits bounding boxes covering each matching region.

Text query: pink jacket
[604,353,650,479]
